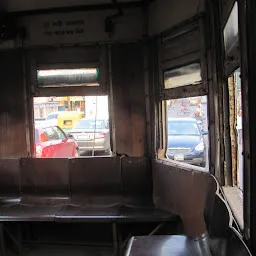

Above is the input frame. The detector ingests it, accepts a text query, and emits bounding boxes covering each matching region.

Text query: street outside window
[164,96,209,169]
[33,95,111,158]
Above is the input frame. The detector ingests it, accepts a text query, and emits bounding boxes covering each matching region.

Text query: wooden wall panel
[148,0,205,36]
[0,51,27,158]
[112,43,146,157]
[18,8,144,47]
[153,160,216,237]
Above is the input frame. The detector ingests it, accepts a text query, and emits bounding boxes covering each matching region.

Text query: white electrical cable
[92,96,98,156]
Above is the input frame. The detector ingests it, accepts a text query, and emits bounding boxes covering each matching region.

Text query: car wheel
[75,149,80,157]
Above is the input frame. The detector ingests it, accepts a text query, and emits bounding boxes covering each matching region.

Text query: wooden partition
[153,160,217,237]
[0,51,28,158]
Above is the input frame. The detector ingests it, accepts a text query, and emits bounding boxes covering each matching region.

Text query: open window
[227,69,243,190]
[33,95,111,158]
[164,96,209,168]
[30,46,112,158]
[221,1,245,231]
[157,19,209,171]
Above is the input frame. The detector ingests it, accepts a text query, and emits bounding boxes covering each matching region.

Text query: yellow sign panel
[70,96,84,101]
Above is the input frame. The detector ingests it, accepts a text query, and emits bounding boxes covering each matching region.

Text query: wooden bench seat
[0,158,176,223]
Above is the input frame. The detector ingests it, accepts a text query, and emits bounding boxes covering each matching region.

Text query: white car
[43,112,59,126]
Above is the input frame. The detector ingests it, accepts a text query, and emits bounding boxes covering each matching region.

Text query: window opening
[221,0,244,231]
[33,95,111,158]
[164,96,209,169]
[228,69,243,190]
[222,69,244,230]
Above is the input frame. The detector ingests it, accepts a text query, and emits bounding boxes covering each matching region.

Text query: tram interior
[0,0,254,255]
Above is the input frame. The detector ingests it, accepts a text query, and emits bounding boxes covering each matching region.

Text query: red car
[34,125,79,158]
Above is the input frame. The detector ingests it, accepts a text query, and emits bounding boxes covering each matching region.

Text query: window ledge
[222,186,243,230]
[156,156,209,173]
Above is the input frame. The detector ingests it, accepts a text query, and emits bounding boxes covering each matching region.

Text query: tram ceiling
[1,0,152,14]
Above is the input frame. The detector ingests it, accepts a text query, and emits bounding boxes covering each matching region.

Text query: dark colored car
[34,125,79,158]
[166,118,207,167]
[70,119,111,154]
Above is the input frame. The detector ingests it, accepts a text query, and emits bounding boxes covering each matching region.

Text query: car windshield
[47,114,58,120]
[74,120,106,129]
[168,121,200,136]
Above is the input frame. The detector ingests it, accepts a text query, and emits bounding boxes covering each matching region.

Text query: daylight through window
[33,95,111,158]
[164,96,209,169]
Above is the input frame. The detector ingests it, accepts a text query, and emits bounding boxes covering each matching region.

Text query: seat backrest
[69,157,121,205]
[20,158,70,201]
[0,158,20,199]
[0,156,153,207]
[153,160,217,237]
[69,157,153,206]
[121,157,153,205]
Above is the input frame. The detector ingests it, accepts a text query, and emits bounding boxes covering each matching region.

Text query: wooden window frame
[156,17,209,171]
[29,45,108,97]
[26,45,115,158]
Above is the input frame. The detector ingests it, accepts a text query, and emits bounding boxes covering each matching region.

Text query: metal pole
[92,96,98,156]
[108,44,116,155]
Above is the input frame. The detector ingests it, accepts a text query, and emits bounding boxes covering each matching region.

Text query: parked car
[34,125,79,158]
[166,118,207,167]
[70,119,111,154]
[34,117,46,126]
[43,111,84,131]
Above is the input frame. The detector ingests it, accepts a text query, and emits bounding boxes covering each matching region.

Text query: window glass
[168,120,200,136]
[223,2,239,55]
[164,96,209,169]
[73,120,106,129]
[37,68,99,88]
[47,114,58,120]
[43,127,58,141]
[164,63,202,89]
[53,126,66,140]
